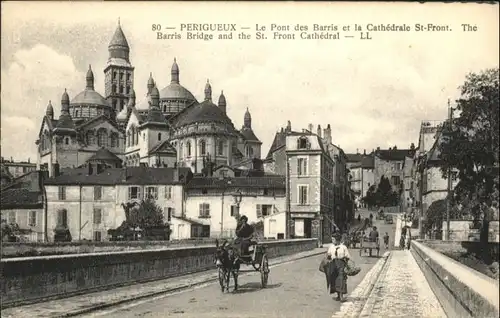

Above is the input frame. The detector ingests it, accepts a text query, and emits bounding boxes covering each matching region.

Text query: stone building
[0,157,37,179]
[373,145,415,192]
[346,150,375,208]
[36,21,262,176]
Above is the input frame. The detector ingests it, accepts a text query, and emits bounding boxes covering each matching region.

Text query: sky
[1,2,498,162]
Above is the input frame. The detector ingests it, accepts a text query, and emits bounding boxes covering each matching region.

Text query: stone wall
[1,238,317,307]
[411,240,499,318]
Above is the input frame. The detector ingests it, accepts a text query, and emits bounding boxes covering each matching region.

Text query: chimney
[363,149,366,155]
[280,127,284,133]
[308,123,313,132]
[88,163,94,175]
[356,148,359,154]
[326,124,332,144]
[393,145,397,150]
[317,125,322,138]
[286,120,291,132]
[376,147,380,151]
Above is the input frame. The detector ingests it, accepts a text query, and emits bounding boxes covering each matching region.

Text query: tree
[438,68,499,242]
[375,176,399,207]
[362,185,377,208]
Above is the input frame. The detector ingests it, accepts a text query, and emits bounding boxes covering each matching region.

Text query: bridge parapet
[1,238,317,308]
[411,240,499,318]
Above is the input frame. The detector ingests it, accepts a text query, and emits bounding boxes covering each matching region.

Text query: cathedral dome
[70,90,110,107]
[159,83,197,102]
[175,100,232,127]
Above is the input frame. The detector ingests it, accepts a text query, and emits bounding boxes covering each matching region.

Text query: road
[89,210,396,318]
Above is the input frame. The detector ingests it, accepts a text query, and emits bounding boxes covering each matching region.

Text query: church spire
[244,107,251,129]
[46,100,54,120]
[204,79,212,102]
[218,90,226,113]
[171,58,179,84]
[86,64,94,90]
[108,19,130,62]
[147,72,155,94]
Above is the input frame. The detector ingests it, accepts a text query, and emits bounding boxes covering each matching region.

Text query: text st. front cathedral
[36,21,262,176]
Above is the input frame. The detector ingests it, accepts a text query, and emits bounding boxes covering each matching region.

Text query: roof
[375,148,414,161]
[186,176,286,189]
[87,148,122,162]
[426,128,444,164]
[174,100,234,127]
[240,127,261,143]
[44,167,193,186]
[0,188,43,209]
[346,153,363,163]
[149,140,177,155]
[70,89,110,107]
[159,83,197,102]
[109,24,129,49]
[266,131,286,159]
[143,107,168,127]
[345,153,375,169]
[54,112,76,132]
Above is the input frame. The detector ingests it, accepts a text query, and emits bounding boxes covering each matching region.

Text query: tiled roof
[346,153,363,163]
[149,140,177,155]
[0,188,43,209]
[87,148,122,162]
[375,149,413,161]
[44,167,193,186]
[186,176,286,189]
[361,155,375,169]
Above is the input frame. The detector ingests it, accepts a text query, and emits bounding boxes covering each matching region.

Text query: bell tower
[104,18,135,115]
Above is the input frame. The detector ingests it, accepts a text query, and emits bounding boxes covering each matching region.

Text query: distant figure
[357,214,361,223]
[404,229,412,250]
[383,232,390,249]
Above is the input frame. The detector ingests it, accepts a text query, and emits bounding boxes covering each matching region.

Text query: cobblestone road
[88,252,382,318]
[359,249,446,318]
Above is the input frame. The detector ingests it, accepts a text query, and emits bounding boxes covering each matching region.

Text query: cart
[359,237,380,257]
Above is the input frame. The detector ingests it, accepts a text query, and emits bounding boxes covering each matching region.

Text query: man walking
[383,232,390,249]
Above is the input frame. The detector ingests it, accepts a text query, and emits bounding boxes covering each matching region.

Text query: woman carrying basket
[326,233,351,302]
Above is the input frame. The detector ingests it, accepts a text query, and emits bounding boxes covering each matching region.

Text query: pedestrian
[383,232,389,249]
[326,233,351,302]
[405,229,412,250]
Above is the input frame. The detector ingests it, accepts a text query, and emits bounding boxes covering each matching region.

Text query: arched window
[218,140,224,156]
[186,141,192,157]
[179,142,184,158]
[126,131,131,147]
[112,84,116,93]
[97,129,108,147]
[246,145,254,157]
[65,137,69,145]
[86,131,95,145]
[200,140,206,155]
[136,130,140,145]
[75,110,79,117]
[297,136,310,149]
[158,133,162,141]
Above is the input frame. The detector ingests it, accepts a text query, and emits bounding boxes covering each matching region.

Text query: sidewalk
[1,247,326,318]
[359,250,447,317]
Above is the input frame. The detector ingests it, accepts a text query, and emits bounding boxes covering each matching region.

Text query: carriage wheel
[260,254,270,288]
[218,268,226,292]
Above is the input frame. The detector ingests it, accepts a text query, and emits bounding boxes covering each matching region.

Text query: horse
[214,239,241,292]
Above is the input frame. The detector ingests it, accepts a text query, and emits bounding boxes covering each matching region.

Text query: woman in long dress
[326,233,351,301]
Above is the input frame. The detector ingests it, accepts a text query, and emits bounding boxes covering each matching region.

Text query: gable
[78,115,123,134]
[38,116,55,138]
[126,110,141,131]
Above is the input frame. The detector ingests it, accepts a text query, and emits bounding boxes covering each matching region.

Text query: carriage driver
[235,215,255,261]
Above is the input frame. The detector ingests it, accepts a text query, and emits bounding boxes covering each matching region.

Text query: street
[88,210,396,318]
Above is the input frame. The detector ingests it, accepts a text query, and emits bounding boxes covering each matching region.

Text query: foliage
[438,68,500,224]
[362,176,400,207]
[111,198,170,241]
[422,198,465,235]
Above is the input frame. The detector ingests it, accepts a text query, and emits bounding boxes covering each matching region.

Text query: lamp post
[220,179,232,238]
[233,189,243,220]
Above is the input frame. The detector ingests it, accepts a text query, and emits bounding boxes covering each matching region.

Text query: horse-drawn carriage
[348,231,362,249]
[215,239,270,293]
[359,237,380,257]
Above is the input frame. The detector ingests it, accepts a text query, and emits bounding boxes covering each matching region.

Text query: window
[158,133,162,141]
[57,209,68,227]
[110,133,118,148]
[298,185,308,205]
[186,141,191,157]
[395,163,402,170]
[58,186,66,200]
[263,188,269,196]
[126,86,130,94]
[297,158,307,176]
[113,72,117,80]
[230,205,238,217]
[112,84,116,93]
[120,73,124,80]
[112,100,117,111]
[126,73,131,81]
[199,203,210,218]
[94,186,102,200]
[93,231,102,242]
[121,100,125,110]
[119,85,123,94]
[97,130,108,147]
[218,140,224,156]
[65,137,69,145]
[75,110,79,117]
[8,211,16,224]
[128,186,140,200]
[246,146,253,157]
[200,140,206,155]
[93,208,102,225]
[164,186,173,200]
[297,137,309,149]
[202,188,208,194]
[164,207,173,222]
[391,176,401,187]
[28,211,37,226]
[256,204,273,218]
[145,187,158,200]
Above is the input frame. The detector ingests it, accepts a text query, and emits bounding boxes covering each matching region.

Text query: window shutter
[256,204,262,218]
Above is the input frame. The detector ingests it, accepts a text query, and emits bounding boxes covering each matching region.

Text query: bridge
[1,210,498,318]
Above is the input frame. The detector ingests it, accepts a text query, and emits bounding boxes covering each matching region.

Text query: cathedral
[36,21,262,176]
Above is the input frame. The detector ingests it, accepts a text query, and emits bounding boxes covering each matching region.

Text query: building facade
[1,157,37,179]
[346,151,375,208]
